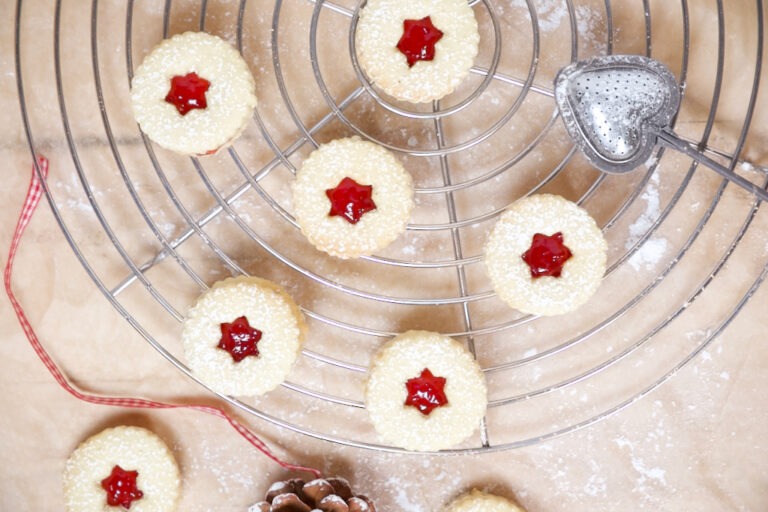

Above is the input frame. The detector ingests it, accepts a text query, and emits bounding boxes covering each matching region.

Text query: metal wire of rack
[14,0,768,453]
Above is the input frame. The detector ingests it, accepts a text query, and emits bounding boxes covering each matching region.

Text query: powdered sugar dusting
[508,0,605,50]
[391,483,421,512]
[613,436,669,497]
[575,5,606,53]
[628,237,668,271]
[626,173,668,270]
[526,0,568,32]
[582,461,607,498]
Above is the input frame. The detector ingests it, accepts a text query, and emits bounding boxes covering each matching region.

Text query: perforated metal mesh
[556,55,680,167]
[14,0,768,452]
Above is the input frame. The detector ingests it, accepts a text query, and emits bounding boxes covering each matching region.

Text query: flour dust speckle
[575,6,606,52]
[628,237,668,271]
[615,432,669,498]
[626,173,668,270]
[630,457,667,488]
[583,467,607,497]
[510,0,567,32]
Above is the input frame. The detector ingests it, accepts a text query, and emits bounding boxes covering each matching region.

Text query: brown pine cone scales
[250,477,376,512]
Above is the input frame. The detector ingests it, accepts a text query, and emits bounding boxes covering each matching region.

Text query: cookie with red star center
[355,0,480,103]
[483,194,608,316]
[292,137,414,259]
[63,426,180,512]
[446,489,527,512]
[365,330,487,451]
[181,276,306,396]
[130,31,257,155]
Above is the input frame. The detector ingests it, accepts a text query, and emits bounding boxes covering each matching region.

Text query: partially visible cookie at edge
[446,489,526,512]
[63,426,181,512]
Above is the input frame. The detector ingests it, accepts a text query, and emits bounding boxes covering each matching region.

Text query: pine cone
[249,477,376,512]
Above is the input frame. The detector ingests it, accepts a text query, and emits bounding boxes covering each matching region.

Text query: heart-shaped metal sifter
[554,54,768,202]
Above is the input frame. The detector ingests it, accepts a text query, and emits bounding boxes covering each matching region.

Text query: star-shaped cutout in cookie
[100,465,144,510]
[396,16,444,68]
[325,176,377,224]
[164,72,211,116]
[218,316,263,362]
[404,368,448,416]
[521,232,573,278]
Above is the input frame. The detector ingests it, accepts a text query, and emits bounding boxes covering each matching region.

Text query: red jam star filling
[100,465,144,510]
[325,176,377,224]
[405,368,448,416]
[522,232,573,278]
[396,16,444,67]
[218,316,262,362]
[164,72,210,116]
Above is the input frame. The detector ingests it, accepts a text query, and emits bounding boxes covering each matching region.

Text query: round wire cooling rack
[14,0,768,453]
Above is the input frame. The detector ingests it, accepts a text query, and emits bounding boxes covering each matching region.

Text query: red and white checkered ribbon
[4,156,321,479]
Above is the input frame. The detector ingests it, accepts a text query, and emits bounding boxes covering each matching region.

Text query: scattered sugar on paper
[685,328,715,346]
[626,173,668,270]
[740,161,755,172]
[575,6,606,52]
[614,433,669,497]
[627,174,661,242]
[582,460,607,498]
[510,0,606,49]
[340,453,463,511]
[628,237,668,271]
[54,173,98,213]
[186,438,257,496]
[391,484,421,512]
[507,0,567,32]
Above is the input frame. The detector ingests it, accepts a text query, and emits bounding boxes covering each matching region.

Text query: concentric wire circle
[14,0,768,452]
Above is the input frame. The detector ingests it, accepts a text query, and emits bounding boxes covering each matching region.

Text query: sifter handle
[656,129,768,202]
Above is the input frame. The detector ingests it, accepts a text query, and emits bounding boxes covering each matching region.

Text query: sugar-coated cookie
[131,31,257,155]
[365,330,487,451]
[292,137,414,259]
[355,0,480,103]
[63,426,180,512]
[446,489,526,512]
[483,194,607,316]
[181,276,306,396]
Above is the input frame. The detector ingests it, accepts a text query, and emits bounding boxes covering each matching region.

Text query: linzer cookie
[365,330,487,451]
[63,426,180,512]
[292,137,414,259]
[130,31,257,155]
[446,489,526,512]
[355,0,480,102]
[181,276,306,396]
[483,194,607,316]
